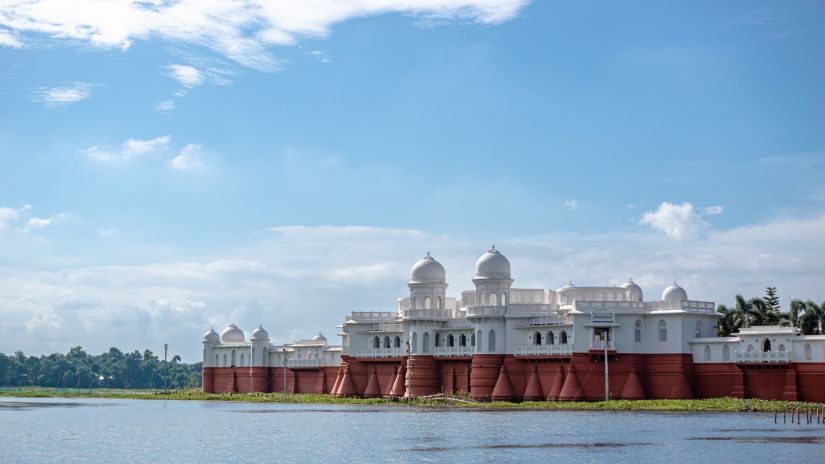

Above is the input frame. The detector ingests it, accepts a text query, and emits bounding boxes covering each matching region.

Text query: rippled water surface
[2,397,824,463]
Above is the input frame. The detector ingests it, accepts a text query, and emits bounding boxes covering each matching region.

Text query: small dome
[251,324,269,341]
[313,331,327,342]
[220,324,245,343]
[474,246,511,280]
[409,252,446,284]
[202,327,219,344]
[621,278,643,301]
[662,282,688,303]
[556,280,575,293]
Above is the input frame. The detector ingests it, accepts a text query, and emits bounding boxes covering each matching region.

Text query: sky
[1,0,824,361]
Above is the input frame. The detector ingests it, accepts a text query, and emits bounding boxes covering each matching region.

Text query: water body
[1,397,824,463]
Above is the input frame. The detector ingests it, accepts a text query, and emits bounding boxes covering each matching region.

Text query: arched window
[547,331,555,345]
[231,350,236,367]
[448,334,455,347]
[383,336,391,348]
[703,345,711,361]
[423,332,430,353]
[435,333,441,348]
[501,293,507,306]
[252,347,255,363]
[476,330,482,351]
[763,339,771,352]
[805,343,812,361]
[746,344,754,352]
[722,344,730,361]
[459,334,467,347]
[634,320,642,343]
[262,347,267,367]
[394,336,401,348]
[437,297,443,310]
[223,354,227,367]
[534,331,542,346]
[411,297,417,309]
[560,330,568,345]
[471,332,476,347]
[240,353,245,367]
[373,336,381,349]
[488,330,496,351]
[657,320,667,342]
[695,320,703,338]
[215,354,219,367]
[489,293,498,306]
[778,344,786,352]
[411,332,418,352]
[424,296,431,310]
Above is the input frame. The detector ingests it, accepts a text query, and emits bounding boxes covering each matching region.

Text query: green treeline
[717,287,825,336]
[0,346,202,389]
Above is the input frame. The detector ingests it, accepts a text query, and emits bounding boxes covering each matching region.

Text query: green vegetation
[2,388,822,412]
[717,288,824,336]
[0,347,201,389]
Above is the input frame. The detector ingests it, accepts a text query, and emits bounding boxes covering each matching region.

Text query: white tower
[470,246,513,354]
[250,324,270,367]
[405,252,447,355]
[201,327,219,367]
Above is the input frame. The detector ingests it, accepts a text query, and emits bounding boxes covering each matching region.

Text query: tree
[799,300,825,335]
[763,287,780,313]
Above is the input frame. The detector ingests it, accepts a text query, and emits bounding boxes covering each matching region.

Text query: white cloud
[154,99,175,113]
[0,1,529,69]
[639,201,709,240]
[32,82,95,107]
[308,50,331,63]
[704,205,724,215]
[167,64,203,87]
[21,212,74,233]
[80,135,170,163]
[167,143,204,171]
[564,199,578,210]
[96,227,120,239]
[0,28,23,48]
[0,204,32,228]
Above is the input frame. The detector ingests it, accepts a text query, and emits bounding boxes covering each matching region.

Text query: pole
[604,332,609,401]
[405,340,412,398]
[163,343,168,393]
[282,348,288,394]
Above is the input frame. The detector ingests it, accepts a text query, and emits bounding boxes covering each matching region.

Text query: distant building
[202,247,825,401]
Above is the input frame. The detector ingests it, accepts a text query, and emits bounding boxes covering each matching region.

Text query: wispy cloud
[167,143,204,172]
[80,135,171,163]
[639,201,709,240]
[0,27,23,48]
[0,205,74,234]
[167,64,203,88]
[704,205,724,215]
[308,50,331,63]
[154,100,175,113]
[564,199,578,210]
[32,82,96,107]
[0,1,530,70]
[96,227,120,239]
[0,204,32,229]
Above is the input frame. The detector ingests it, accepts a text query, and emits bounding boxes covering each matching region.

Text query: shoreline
[2,389,824,412]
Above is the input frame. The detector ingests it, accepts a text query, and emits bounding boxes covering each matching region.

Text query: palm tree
[799,300,824,335]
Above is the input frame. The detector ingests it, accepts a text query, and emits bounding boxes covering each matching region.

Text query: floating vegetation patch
[688,436,825,444]
[403,442,652,452]
[0,401,111,410]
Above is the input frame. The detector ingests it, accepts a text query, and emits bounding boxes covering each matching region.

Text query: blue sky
[1,1,824,360]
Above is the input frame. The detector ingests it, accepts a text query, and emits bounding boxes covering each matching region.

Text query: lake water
[2,397,824,463]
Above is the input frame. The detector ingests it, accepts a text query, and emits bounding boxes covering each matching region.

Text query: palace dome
[313,331,327,342]
[621,278,643,302]
[662,282,688,303]
[474,246,511,280]
[220,324,245,343]
[409,252,446,284]
[202,328,219,344]
[251,324,269,341]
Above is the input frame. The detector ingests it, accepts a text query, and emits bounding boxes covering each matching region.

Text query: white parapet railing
[434,346,474,357]
[349,311,398,322]
[589,340,614,351]
[401,309,454,320]
[355,347,403,358]
[286,359,320,368]
[371,322,404,332]
[466,306,506,317]
[514,344,573,356]
[529,315,574,326]
[735,350,791,363]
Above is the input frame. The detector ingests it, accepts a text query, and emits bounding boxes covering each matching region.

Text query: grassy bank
[2,388,824,412]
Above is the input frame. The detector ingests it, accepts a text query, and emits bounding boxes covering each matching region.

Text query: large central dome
[474,246,511,280]
[409,252,446,284]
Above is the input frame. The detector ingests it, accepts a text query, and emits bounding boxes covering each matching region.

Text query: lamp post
[603,332,609,401]
[282,348,288,394]
[405,340,412,398]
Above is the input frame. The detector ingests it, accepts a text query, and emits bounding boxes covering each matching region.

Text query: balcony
[735,350,791,363]
[514,344,573,357]
[589,340,615,351]
[355,347,403,358]
[286,359,320,368]
[434,346,474,357]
